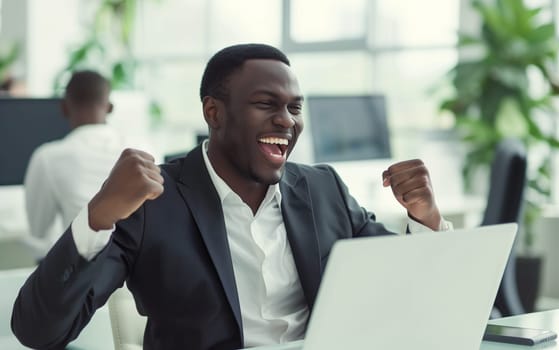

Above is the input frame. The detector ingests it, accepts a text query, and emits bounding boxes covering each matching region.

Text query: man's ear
[203,96,222,129]
[107,102,114,114]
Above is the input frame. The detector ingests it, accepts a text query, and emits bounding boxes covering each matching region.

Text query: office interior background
[1,0,559,332]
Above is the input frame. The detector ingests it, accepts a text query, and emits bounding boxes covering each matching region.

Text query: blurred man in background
[23,70,126,258]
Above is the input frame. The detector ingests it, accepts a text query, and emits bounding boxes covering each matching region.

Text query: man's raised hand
[88,149,164,231]
[382,159,442,231]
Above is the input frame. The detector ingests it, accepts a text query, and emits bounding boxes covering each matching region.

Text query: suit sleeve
[11,207,144,349]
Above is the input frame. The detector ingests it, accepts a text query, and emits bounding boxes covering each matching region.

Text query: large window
[283,0,459,162]
[12,0,460,158]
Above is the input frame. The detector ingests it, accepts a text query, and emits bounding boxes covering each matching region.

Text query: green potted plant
[0,41,20,92]
[53,0,163,124]
[440,0,559,311]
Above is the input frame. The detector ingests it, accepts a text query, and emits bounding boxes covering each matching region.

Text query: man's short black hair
[199,43,290,102]
[65,70,110,105]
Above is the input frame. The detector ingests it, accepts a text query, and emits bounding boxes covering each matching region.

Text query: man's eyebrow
[251,90,304,102]
[293,95,304,103]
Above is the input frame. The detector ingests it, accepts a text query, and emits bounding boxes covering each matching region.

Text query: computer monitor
[305,95,393,212]
[0,98,71,185]
[306,95,391,163]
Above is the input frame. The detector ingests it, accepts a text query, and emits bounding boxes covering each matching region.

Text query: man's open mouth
[258,137,289,158]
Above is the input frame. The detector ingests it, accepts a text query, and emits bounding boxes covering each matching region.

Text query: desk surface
[246,310,559,350]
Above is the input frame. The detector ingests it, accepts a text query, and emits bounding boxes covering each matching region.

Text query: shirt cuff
[407,217,453,233]
[71,206,114,261]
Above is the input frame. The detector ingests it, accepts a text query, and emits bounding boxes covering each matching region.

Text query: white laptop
[246,223,517,350]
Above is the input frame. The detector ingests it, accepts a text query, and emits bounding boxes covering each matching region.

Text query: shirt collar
[201,139,282,206]
[67,123,113,136]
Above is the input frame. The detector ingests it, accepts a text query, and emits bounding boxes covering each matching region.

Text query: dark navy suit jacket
[12,144,393,350]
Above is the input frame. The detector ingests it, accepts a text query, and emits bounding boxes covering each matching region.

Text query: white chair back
[108,286,147,350]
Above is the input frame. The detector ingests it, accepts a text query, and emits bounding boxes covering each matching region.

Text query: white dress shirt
[201,142,309,346]
[24,124,127,257]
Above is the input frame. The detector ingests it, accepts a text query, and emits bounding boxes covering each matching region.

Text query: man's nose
[273,107,296,128]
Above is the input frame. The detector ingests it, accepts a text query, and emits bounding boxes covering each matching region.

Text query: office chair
[108,286,146,350]
[481,138,527,318]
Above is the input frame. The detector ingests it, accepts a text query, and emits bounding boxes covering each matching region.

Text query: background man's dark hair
[199,43,290,102]
[65,70,110,106]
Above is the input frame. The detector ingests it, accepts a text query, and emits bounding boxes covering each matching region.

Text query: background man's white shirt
[25,124,128,257]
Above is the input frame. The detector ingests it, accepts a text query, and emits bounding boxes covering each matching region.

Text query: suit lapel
[175,146,243,335]
[280,166,322,308]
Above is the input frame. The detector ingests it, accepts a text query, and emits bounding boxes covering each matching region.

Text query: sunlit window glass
[290,0,367,42]
[133,0,206,57]
[371,0,458,47]
[209,0,281,50]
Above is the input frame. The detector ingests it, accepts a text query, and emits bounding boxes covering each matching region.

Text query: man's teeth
[259,137,288,145]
